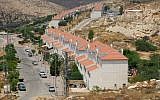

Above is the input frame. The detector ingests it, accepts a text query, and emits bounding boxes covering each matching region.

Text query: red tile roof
[89,41,127,60]
[45,28,128,60]
[86,65,97,71]
[100,52,128,60]
[80,59,95,67]
[62,48,70,52]
[41,34,53,43]
[94,2,103,11]
[76,55,87,61]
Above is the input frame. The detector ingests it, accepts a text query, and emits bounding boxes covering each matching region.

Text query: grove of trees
[0,44,20,91]
[124,49,160,83]
[49,53,64,76]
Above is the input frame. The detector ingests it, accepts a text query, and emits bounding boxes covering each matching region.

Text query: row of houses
[49,2,104,28]
[41,28,128,90]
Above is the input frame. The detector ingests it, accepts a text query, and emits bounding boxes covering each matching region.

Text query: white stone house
[42,28,128,90]
[90,3,103,19]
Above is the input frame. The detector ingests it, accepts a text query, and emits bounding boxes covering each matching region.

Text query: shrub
[88,30,94,41]
[123,49,140,68]
[69,63,83,80]
[135,39,157,51]
[58,20,67,26]
[91,86,102,92]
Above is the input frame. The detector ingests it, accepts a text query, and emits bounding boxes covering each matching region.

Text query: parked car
[28,52,32,57]
[18,83,26,91]
[41,73,47,78]
[25,49,30,52]
[18,78,24,82]
[32,61,38,65]
[39,70,45,76]
[49,86,55,92]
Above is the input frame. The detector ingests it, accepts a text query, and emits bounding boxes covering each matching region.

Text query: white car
[32,61,38,65]
[39,70,45,76]
[25,49,30,52]
[49,86,55,92]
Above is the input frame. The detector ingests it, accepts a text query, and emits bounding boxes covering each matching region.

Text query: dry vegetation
[66,90,160,100]
[74,0,160,59]
[60,11,91,32]
[0,0,64,28]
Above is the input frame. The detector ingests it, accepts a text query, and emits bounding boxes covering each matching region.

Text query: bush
[123,49,140,68]
[64,16,73,23]
[104,6,110,11]
[119,6,123,15]
[88,30,94,41]
[135,39,157,51]
[69,63,83,80]
[91,86,102,92]
[58,20,67,26]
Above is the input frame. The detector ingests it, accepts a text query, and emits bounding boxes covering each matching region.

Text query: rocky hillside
[48,0,101,9]
[0,0,64,28]
[0,0,101,28]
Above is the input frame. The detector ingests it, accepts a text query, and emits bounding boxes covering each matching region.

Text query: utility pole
[54,53,57,96]
[64,52,68,97]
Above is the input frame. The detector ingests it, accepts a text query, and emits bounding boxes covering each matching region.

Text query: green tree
[58,20,67,26]
[123,49,140,69]
[135,39,157,51]
[69,63,83,80]
[88,30,94,41]
[104,6,110,11]
[4,44,20,91]
[31,49,36,55]
[8,71,19,91]
[50,53,64,76]
[38,39,43,47]
[137,61,159,81]
[150,54,160,67]
[119,6,123,15]
[64,16,73,23]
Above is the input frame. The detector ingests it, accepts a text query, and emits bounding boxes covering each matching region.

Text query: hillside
[0,0,64,28]
[48,0,101,9]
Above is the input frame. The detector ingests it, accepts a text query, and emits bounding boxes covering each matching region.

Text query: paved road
[16,47,51,100]
[16,45,64,99]
[69,18,95,33]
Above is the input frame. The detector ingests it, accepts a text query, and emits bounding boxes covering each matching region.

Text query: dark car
[41,73,47,78]
[28,52,32,57]
[18,83,26,91]
[49,86,55,92]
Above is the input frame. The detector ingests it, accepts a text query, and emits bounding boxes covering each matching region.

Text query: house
[90,3,104,19]
[41,28,128,90]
